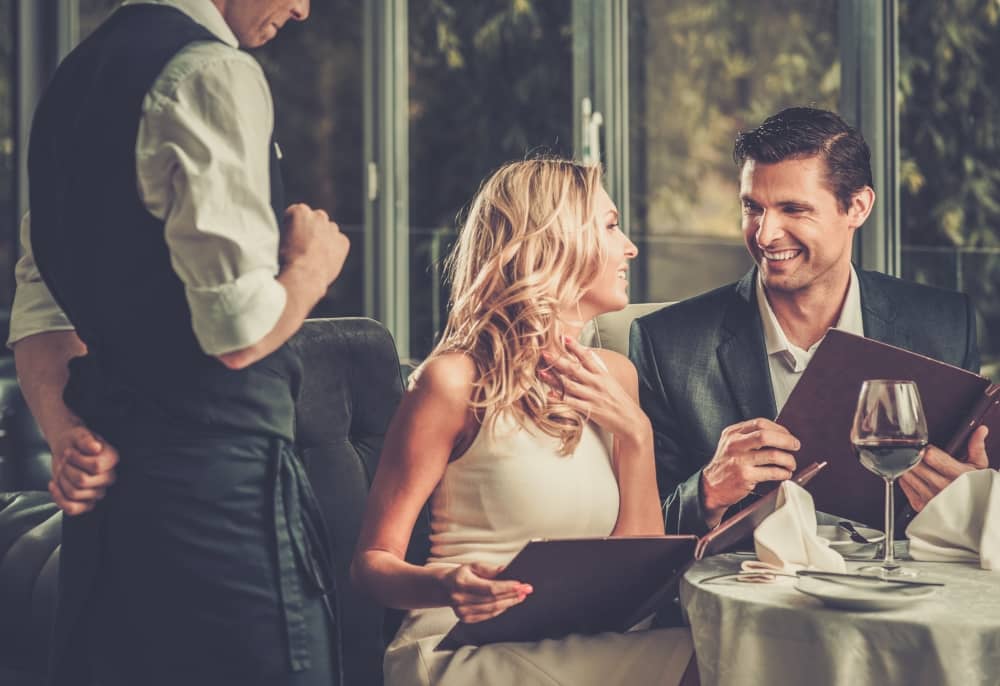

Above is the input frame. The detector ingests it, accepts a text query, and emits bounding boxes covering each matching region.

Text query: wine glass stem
[883,477,896,568]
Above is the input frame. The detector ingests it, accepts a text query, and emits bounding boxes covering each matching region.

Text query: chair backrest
[580,302,673,356]
[0,357,53,493]
[289,317,430,686]
[0,491,61,684]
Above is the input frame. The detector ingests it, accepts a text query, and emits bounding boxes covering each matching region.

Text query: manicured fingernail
[521,584,533,594]
[563,336,573,344]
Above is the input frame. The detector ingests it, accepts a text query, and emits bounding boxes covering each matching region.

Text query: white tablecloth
[680,554,1000,686]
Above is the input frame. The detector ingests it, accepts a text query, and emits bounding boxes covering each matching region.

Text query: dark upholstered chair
[0,317,430,686]
[0,492,60,686]
[0,351,60,686]
[0,356,54,493]
[290,317,430,685]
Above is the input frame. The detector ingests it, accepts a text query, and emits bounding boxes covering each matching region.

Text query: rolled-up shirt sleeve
[7,212,75,347]
[136,44,285,356]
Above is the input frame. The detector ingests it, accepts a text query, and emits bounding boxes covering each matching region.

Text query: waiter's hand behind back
[281,203,350,288]
[49,426,119,516]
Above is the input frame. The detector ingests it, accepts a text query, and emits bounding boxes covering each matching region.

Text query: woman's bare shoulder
[409,351,478,399]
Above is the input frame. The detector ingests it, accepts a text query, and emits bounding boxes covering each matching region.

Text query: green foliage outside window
[628,0,839,301]
[408,0,573,225]
[899,0,1000,376]
[408,0,573,356]
[630,0,839,240]
[256,0,365,318]
[60,0,1000,374]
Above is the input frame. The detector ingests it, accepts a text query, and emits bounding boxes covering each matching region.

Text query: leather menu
[437,462,828,649]
[775,329,1000,527]
[436,536,697,650]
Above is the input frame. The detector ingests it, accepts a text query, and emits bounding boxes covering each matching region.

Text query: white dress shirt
[8,0,286,356]
[756,267,864,413]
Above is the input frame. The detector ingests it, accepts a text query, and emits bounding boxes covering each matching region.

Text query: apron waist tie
[271,439,342,682]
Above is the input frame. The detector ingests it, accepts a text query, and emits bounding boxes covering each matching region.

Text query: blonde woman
[351,159,695,685]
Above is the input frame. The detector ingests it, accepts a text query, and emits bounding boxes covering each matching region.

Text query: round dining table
[680,553,1000,686]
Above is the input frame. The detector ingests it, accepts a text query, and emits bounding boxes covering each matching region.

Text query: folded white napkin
[750,481,847,573]
[906,469,1000,571]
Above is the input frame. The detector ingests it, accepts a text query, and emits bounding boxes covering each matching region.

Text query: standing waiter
[9,1,350,684]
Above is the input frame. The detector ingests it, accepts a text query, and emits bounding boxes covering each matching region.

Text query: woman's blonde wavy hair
[423,158,610,454]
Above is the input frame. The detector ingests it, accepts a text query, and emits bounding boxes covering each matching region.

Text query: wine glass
[850,379,928,577]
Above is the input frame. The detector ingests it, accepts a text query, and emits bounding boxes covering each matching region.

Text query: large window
[628,0,840,303]
[13,1,1000,372]
[78,1,367,319]
[408,0,574,358]
[257,0,365,319]
[899,0,1000,379]
[0,0,14,312]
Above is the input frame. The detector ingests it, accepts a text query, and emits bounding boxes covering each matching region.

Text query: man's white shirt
[755,267,864,413]
[9,0,286,356]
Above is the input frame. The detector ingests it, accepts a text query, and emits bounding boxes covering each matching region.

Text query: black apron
[25,5,339,685]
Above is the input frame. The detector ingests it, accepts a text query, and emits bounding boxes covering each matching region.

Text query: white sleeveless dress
[383,413,693,686]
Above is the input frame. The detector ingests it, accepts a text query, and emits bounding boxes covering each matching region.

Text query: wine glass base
[856,564,918,579]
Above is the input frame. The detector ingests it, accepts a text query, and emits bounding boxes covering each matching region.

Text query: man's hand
[48,425,119,516]
[280,203,350,289]
[899,425,989,513]
[701,418,799,527]
[12,330,116,516]
[217,204,351,371]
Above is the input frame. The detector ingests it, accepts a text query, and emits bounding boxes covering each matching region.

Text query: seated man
[630,106,990,535]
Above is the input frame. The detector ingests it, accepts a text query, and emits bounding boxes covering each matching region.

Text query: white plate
[794,575,938,611]
[817,524,885,555]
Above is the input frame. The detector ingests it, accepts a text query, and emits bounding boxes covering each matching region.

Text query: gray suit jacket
[629,267,980,535]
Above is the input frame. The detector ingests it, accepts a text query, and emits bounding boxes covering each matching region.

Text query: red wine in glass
[855,438,927,479]
[850,380,928,577]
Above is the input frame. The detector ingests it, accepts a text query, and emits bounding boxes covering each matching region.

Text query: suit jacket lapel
[858,269,903,347]
[717,268,778,421]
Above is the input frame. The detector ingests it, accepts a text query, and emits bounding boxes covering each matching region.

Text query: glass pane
[80,0,121,39]
[899,0,1000,380]
[75,2,365,319]
[628,0,840,303]
[408,0,574,358]
[0,0,14,311]
[257,1,364,318]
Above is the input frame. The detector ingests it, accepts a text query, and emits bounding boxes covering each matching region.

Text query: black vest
[28,5,300,441]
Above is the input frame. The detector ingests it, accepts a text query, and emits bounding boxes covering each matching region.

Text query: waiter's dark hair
[733,107,873,213]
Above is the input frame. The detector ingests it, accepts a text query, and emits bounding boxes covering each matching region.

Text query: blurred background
[3,0,999,376]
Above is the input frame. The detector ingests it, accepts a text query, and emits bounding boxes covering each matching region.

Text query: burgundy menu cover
[775,329,1000,527]
[437,536,697,650]
[437,462,829,650]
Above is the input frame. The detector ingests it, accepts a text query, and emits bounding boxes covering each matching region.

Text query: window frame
[839,0,900,277]
[14,0,77,228]
[10,0,909,352]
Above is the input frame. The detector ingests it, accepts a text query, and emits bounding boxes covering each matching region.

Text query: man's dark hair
[733,107,874,213]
